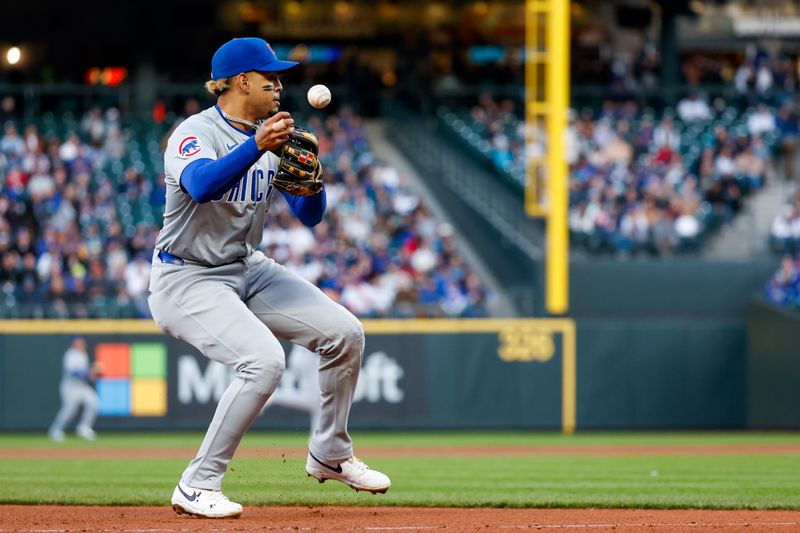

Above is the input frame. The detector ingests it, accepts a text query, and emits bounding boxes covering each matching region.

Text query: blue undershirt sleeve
[283,188,327,227]
[179,136,263,203]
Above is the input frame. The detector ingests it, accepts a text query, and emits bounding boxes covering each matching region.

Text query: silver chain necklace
[220,110,262,132]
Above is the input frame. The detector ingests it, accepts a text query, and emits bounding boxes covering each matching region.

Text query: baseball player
[148,38,390,519]
[48,336,99,442]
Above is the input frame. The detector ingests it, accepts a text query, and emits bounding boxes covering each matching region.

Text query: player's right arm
[166,113,292,204]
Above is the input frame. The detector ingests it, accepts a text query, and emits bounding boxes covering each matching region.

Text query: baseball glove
[273,127,323,196]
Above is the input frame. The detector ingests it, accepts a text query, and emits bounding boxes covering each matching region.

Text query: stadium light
[285,0,301,16]
[6,46,21,66]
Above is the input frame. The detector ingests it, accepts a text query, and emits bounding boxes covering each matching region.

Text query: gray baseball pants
[148,250,363,491]
[49,379,98,434]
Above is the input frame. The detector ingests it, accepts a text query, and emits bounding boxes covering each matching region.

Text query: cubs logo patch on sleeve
[178,136,202,158]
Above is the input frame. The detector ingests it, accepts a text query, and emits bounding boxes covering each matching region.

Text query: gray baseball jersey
[156,106,279,265]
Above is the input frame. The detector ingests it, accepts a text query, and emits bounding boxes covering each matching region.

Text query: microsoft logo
[95,343,167,417]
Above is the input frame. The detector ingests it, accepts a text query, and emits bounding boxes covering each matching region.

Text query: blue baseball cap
[211,38,299,80]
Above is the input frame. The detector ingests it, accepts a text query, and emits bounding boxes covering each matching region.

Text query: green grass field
[1,431,799,509]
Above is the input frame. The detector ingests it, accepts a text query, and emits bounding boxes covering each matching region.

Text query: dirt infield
[3,443,800,459]
[2,505,800,532]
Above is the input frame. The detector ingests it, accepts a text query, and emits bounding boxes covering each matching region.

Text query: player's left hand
[273,127,323,196]
[89,362,104,380]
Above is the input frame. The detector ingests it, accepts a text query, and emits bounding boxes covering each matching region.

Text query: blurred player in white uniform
[48,336,99,442]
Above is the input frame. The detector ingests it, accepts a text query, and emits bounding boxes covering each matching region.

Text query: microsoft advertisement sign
[88,337,418,427]
[95,343,168,417]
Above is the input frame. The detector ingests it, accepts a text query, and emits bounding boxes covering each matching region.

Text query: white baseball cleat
[306,452,391,494]
[48,429,65,443]
[76,426,96,441]
[171,482,243,518]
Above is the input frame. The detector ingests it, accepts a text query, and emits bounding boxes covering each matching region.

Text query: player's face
[248,71,283,119]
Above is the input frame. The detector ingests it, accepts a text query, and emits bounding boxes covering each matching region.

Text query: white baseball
[307,84,332,109]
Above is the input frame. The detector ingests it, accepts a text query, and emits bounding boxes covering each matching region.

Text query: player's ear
[237,73,250,95]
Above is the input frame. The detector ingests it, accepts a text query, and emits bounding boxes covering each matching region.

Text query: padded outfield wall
[0,316,754,431]
[747,299,800,429]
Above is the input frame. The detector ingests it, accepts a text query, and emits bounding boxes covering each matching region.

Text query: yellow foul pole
[527,0,574,432]
[545,0,569,315]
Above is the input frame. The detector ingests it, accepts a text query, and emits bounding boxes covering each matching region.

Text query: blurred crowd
[728,47,799,106]
[750,183,800,307]
[769,188,800,256]
[264,109,492,318]
[0,107,160,318]
[463,94,790,255]
[566,98,781,255]
[576,43,800,107]
[764,254,800,308]
[0,104,492,319]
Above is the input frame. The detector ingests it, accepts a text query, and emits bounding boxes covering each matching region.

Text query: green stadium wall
[746,299,800,429]
[0,309,773,431]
